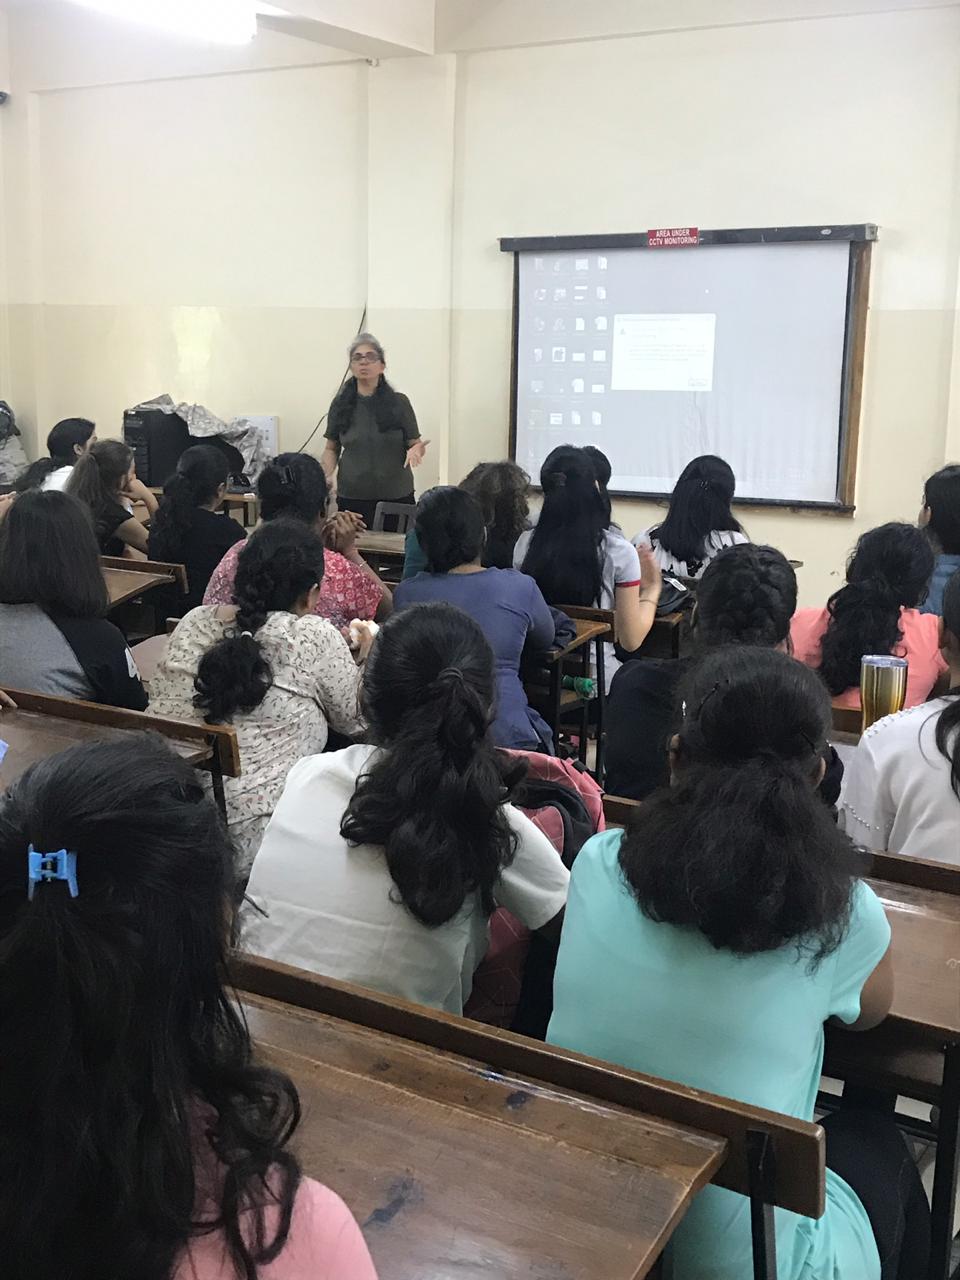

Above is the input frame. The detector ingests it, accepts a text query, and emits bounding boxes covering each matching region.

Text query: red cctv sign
[647,227,700,247]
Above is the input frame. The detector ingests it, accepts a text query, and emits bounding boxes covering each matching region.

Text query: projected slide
[512,241,851,503]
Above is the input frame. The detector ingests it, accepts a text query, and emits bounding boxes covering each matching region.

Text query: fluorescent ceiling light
[65,0,260,45]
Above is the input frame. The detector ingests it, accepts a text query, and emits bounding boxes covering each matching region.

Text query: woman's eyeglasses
[351,353,381,364]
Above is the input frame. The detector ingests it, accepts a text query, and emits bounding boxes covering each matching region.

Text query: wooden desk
[524,617,612,779]
[0,705,209,788]
[244,991,726,1280]
[103,567,174,607]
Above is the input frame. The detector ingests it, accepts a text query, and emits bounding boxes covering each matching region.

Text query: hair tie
[437,666,464,686]
[240,630,253,639]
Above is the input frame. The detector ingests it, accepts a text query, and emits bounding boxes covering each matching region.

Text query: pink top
[175,1178,377,1280]
[204,539,382,633]
[790,606,948,709]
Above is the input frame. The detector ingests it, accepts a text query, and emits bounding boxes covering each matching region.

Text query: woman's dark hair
[341,603,525,927]
[923,465,960,556]
[458,461,530,568]
[582,445,613,525]
[194,520,326,724]
[520,445,608,606]
[0,489,108,618]
[14,418,96,492]
[819,522,935,697]
[696,544,797,649]
[649,455,743,570]
[415,486,486,573]
[149,446,230,562]
[935,569,960,800]
[256,453,328,525]
[0,735,301,1280]
[619,646,861,961]
[327,337,407,439]
[66,439,134,514]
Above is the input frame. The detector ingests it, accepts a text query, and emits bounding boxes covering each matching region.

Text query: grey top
[0,603,148,709]
[326,391,419,500]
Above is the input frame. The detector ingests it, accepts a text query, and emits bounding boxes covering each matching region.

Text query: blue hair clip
[27,845,79,901]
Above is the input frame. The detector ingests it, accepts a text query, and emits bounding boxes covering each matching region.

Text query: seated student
[605,543,841,804]
[204,452,390,632]
[394,486,555,751]
[14,417,96,493]
[549,647,929,1280]
[0,734,377,1280]
[66,439,158,556]
[515,445,662,690]
[919,464,960,615]
[634,454,748,578]
[792,522,946,709]
[244,603,570,1014]
[840,569,960,863]
[402,459,532,580]
[0,490,147,709]
[148,445,246,616]
[149,520,369,874]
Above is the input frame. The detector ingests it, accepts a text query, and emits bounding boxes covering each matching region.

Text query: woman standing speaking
[322,333,428,527]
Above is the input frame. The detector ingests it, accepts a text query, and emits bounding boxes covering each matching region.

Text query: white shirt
[838,697,960,865]
[633,527,749,579]
[243,743,570,1014]
[42,465,75,492]
[513,525,642,690]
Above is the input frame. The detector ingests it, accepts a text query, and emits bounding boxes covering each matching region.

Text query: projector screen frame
[500,224,875,513]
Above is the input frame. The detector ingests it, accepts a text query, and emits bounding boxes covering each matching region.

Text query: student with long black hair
[634,454,747,578]
[604,543,847,803]
[841,568,960,863]
[66,439,157,555]
[515,445,661,689]
[0,734,377,1280]
[150,520,369,873]
[15,416,96,493]
[549,646,928,1280]
[919,463,960,615]
[792,522,945,708]
[149,445,245,615]
[244,603,569,1014]
[0,490,147,709]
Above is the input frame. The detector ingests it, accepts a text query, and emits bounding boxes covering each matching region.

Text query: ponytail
[150,446,229,562]
[819,522,935,696]
[935,569,960,800]
[619,647,862,963]
[14,457,58,493]
[194,519,325,724]
[65,441,133,516]
[340,602,525,926]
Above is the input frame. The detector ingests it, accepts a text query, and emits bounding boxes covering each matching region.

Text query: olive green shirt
[325,391,420,500]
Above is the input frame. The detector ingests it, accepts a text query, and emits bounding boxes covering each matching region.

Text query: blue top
[393,567,556,750]
[548,829,891,1280]
[921,552,960,615]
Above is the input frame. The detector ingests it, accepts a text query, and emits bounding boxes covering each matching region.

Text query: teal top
[547,830,890,1280]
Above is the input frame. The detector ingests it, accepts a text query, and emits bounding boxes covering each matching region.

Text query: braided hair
[696,544,797,649]
[340,602,525,926]
[193,520,326,723]
[149,445,229,562]
[819,522,934,697]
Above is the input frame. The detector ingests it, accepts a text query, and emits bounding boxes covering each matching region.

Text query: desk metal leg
[930,1041,960,1280]
[746,1129,777,1280]
[209,752,228,821]
[549,660,562,757]
[594,637,606,784]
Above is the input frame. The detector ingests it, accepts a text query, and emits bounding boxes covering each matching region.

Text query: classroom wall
[1,1,959,604]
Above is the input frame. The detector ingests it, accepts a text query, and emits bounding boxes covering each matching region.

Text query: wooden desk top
[357,530,407,558]
[549,617,612,661]
[103,567,174,607]
[245,992,726,1280]
[867,877,960,1039]
[147,486,257,508]
[0,706,209,788]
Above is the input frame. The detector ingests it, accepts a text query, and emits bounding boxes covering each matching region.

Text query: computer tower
[123,409,191,487]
